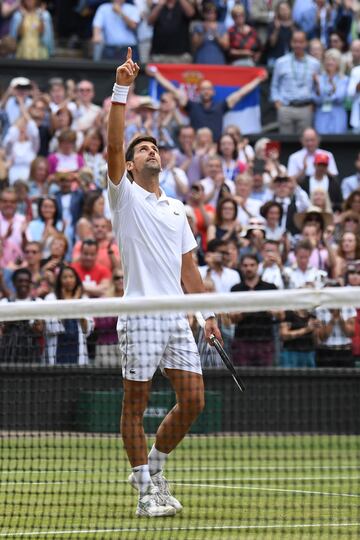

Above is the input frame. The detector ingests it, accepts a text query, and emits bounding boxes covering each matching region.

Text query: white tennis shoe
[136,485,176,517]
[129,471,183,512]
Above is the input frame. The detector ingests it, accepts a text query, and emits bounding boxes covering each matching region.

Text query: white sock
[148,444,169,476]
[132,464,152,496]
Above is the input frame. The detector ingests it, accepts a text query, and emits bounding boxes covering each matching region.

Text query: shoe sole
[129,474,183,513]
[136,507,176,517]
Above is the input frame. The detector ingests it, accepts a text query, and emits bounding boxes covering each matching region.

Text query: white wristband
[111,83,129,104]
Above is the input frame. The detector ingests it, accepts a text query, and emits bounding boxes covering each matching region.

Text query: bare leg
[154,369,205,454]
[121,379,152,467]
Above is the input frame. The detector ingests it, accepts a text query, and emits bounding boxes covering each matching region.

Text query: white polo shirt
[108,174,197,297]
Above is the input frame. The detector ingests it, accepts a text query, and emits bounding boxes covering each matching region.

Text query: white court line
[0,522,359,537]
[1,464,359,475]
[1,475,359,487]
[174,481,360,498]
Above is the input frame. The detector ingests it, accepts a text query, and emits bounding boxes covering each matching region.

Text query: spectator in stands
[271,30,321,134]
[2,77,32,125]
[233,173,262,225]
[27,157,50,203]
[148,0,195,63]
[265,1,293,68]
[19,240,52,298]
[290,221,337,275]
[186,182,214,253]
[148,67,267,141]
[94,268,124,366]
[49,107,84,153]
[260,200,285,241]
[334,231,360,278]
[280,307,318,368]
[68,80,101,133]
[349,38,360,71]
[71,238,111,297]
[25,196,63,257]
[200,155,235,207]
[92,0,140,62]
[313,48,349,134]
[48,78,67,114]
[293,204,333,237]
[10,0,54,59]
[191,1,228,65]
[45,266,94,365]
[259,239,286,289]
[194,127,217,163]
[0,265,11,299]
[48,129,84,175]
[239,218,266,262]
[72,216,120,271]
[271,174,310,236]
[40,233,68,276]
[0,228,22,268]
[0,187,26,246]
[283,239,327,288]
[299,152,343,211]
[338,210,360,241]
[228,4,261,66]
[198,238,240,292]
[153,92,188,146]
[287,128,338,182]
[223,124,255,165]
[328,31,350,74]
[341,153,360,199]
[309,37,325,63]
[173,125,204,184]
[218,133,240,182]
[0,267,44,363]
[207,196,242,243]
[342,188,360,214]
[310,187,333,215]
[3,107,40,184]
[250,0,284,44]
[54,171,84,249]
[14,179,32,220]
[315,280,356,367]
[158,142,189,200]
[81,128,107,189]
[250,160,273,203]
[348,60,360,131]
[231,254,279,366]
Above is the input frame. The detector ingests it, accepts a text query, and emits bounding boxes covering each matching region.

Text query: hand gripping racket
[196,313,246,392]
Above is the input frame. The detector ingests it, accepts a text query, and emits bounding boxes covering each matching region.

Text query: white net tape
[0,287,359,321]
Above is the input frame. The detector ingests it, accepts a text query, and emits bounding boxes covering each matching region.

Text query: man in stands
[71,238,111,297]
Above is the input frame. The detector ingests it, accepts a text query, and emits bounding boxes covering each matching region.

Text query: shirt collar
[132,180,169,204]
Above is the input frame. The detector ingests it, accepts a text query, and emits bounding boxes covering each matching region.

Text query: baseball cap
[314,152,329,165]
[10,77,32,89]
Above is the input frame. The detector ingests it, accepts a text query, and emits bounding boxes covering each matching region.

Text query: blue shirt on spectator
[313,73,349,134]
[271,53,320,106]
[92,2,140,47]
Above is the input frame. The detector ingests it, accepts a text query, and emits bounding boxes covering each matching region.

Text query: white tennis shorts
[117,314,202,381]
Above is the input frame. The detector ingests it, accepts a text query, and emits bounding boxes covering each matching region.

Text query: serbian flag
[148,64,266,134]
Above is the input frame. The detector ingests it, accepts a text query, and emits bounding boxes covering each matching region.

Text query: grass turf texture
[0,434,359,539]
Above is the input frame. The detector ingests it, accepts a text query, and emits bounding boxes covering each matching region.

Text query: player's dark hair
[125,136,158,162]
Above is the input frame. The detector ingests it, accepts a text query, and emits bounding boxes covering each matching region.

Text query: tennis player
[107,48,222,517]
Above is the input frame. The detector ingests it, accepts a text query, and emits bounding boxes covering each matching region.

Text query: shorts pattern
[117,315,202,381]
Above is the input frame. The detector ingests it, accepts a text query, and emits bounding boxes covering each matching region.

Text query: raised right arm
[107,47,140,185]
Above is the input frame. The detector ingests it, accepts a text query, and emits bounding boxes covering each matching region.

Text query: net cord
[0,287,359,321]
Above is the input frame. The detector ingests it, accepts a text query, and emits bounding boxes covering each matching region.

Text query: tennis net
[0,288,359,539]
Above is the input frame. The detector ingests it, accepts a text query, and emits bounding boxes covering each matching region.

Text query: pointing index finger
[127,47,132,61]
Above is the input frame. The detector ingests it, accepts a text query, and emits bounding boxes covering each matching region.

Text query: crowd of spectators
[0,0,359,368]
[1,1,360,134]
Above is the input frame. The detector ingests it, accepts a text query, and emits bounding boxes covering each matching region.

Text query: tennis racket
[196,313,246,392]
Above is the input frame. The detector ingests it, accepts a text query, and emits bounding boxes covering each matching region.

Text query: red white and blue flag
[148,64,266,134]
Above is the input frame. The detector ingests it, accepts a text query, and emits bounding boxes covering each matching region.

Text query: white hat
[10,77,31,88]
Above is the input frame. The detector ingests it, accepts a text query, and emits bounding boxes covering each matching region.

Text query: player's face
[129,142,161,177]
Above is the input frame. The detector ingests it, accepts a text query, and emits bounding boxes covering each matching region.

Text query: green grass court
[0,434,359,539]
